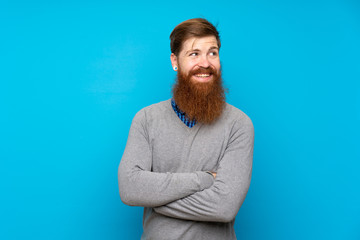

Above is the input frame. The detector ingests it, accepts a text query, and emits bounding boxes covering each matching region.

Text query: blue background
[1,1,359,239]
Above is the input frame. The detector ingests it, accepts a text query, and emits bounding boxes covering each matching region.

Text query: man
[118,18,254,240]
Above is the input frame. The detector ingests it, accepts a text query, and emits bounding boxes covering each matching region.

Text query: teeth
[195,74,210,77]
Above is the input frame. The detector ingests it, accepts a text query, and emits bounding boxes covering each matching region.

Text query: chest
[149,125,229,173]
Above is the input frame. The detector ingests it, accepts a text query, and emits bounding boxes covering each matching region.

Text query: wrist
[205,171,216,178]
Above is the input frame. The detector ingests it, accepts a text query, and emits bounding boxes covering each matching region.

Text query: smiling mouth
[192,73,213,82]
[189,67,216,82]
[195,73,211,78]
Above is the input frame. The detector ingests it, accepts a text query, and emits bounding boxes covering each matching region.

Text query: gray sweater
[118,99,254,240]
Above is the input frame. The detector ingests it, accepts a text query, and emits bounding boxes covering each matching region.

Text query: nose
[198,55,210,68]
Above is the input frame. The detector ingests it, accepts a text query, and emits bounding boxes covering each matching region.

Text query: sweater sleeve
[118,110,214,208]
[154,118,254,222]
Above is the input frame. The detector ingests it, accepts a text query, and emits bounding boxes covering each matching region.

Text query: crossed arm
[118,110,254,222]
[118,110,214,207]
[154,119,254,222]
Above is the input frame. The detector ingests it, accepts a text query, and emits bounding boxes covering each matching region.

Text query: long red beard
[172,66,226,124]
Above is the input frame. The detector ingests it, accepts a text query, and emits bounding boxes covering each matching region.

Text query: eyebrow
[185,49,200,55]
[209,46,219,51]
[185,46,219,55]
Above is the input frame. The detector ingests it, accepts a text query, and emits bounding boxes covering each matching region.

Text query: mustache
[189,67,216,75]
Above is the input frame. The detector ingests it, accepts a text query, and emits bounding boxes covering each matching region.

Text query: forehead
[181,36,218,52]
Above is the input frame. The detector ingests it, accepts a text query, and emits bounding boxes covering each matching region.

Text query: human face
[171,36,220,83]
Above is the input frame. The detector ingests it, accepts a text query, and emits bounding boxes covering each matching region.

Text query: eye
[209,51,218,56]
[189,52,198,57]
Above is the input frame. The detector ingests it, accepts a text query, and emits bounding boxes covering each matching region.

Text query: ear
[170,53,178,71]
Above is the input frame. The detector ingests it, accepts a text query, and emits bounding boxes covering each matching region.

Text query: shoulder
[220,103,254,136]
[223,103,253,125]
[132,99,172,123]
